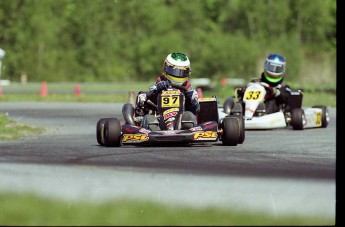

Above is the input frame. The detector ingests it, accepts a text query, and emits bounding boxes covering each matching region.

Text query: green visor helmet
[162,52,191,85]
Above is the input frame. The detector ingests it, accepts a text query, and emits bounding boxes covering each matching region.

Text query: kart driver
[242,54,292,114]
[135,52,200,128]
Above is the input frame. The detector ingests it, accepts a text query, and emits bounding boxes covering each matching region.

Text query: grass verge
[0,82,336,107]
[0,192,334,226]
[0,113,44,140]
[0,91,336,108]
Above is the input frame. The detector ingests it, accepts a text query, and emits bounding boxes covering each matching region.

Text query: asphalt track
[0,102,336,221]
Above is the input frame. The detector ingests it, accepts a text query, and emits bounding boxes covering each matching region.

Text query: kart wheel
[291,108,306,130]
[232,103,243,115]
[142,115,160,131]
[96,118,112,146]
[231,114,245,144]
[181,111,197,130]
[223,97,235,115]
[104,118,122,147]
[312,105,329,128]
[221,116,240,146]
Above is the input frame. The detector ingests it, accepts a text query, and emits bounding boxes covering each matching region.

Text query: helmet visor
[163,63,190,78]
[265,62,285,74]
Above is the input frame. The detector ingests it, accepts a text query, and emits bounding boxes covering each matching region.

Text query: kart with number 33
[219,81,329,130]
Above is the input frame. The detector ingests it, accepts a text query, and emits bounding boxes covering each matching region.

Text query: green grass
[0,113,45,140]
[0,192,334,226]
[0,82,336,107]
[0,93,130,103]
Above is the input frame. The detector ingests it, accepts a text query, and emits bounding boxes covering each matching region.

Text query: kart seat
[286,90,303,113]
[198,98,219,123]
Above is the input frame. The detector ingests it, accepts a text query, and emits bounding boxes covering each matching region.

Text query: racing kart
[96,84,245,147]
[219,81,329,130]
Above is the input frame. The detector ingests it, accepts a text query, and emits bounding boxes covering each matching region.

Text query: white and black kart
[96,84,245,147]
[219,81,329,130]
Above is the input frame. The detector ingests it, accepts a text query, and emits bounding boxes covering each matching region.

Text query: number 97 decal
[161,95,180,107]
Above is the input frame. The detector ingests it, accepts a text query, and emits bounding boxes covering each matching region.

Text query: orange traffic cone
[40,81,48,97]
[74,83,81,96]
[220,77,227,87]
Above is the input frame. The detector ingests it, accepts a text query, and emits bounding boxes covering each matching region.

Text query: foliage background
[0,0,336,86]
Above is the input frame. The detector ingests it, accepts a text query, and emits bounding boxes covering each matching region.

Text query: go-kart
[219,81,329,130]
[96,84,245,147]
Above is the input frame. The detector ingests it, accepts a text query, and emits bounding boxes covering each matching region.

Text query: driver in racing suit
[238,54,292,114]
[134,52,200,128]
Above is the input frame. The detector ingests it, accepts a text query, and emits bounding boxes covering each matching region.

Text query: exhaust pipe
[122,103,135,125]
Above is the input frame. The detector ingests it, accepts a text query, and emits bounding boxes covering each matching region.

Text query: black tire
[221,117,240,146]
[312,105,329,128]
[231,114,245,144]
[181,111,197,129]
[223,97,235,115]
[142,114,160,131]
[104,118,122,147]
[96,118,113,146]
[291,108,305,130]
[232,103,243,115]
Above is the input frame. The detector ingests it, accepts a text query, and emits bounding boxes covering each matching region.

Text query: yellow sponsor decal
[162,90,180,95]
[315,112,322,126]
[194,131,217,139]
[122,134,148,143]
[163,108,179,115]
[199,97,216,101]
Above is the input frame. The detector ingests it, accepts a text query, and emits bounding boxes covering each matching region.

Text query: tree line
[0,0,336,83]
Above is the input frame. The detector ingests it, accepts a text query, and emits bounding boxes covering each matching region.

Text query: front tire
[142,114,160,131]
[104,118,122,147]
[231,114,245,144]
[181,111,197,130]
[291,108,306,130]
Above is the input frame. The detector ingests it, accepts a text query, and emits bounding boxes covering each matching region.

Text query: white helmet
[162,52,191,86]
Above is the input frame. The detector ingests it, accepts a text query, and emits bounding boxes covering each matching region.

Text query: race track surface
[0,102,336,220]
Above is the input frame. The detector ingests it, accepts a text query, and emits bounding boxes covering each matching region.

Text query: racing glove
[271,87,281,97]
[185,90,200,114]
[156,80,170,92]
[183,80,192,89]
[136,92,147,107]
[260,82,281,97]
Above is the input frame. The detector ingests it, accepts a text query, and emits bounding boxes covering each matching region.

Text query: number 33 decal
[245,91,262,100]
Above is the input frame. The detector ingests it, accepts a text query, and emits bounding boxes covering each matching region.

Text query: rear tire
[96,118,112,146]
[104,118,122,147]
[221,117,240,146]
[231,114,245,144]
[312,105,329,128]
[291,108,305,130]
